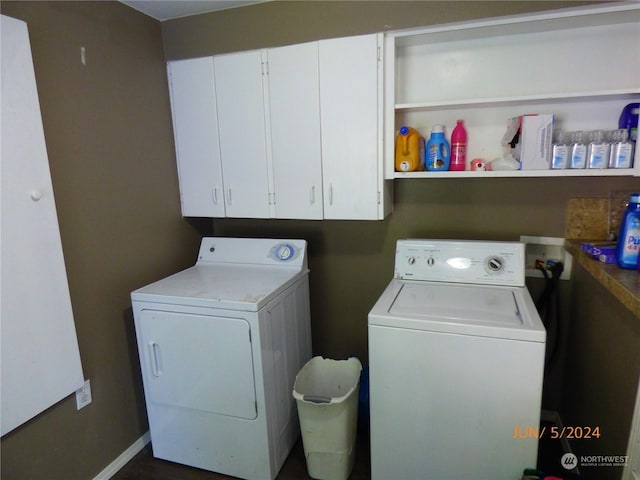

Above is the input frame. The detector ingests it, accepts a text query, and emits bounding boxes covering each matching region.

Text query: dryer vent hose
[534,262,564,369]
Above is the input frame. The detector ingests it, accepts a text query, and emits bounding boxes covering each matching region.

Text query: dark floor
[112,425,576,480]
[112,432,370,480]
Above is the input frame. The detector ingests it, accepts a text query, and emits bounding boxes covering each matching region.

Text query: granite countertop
[564,240,640,318]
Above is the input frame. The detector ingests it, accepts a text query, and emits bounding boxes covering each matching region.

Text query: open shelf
[393,168,638,179]
[395,90,640,112]
[384,3,640,180]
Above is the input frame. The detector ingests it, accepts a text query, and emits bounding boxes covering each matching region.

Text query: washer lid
[370,280,545,342]
[391,283,521,325]
[131,264,305,311]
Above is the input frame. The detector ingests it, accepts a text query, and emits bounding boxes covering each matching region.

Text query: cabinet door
[267,42,323,220]
[319,34,381,220]
[214,50,271,218]
[167,58,225,217]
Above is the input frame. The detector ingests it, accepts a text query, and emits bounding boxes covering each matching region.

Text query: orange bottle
[395,126,425,172]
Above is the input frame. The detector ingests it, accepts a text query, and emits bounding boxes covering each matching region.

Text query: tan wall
[162,0,596,59]
[0,2,205,479]
[165,2,640,473]
[212,176,640,363]
[160,0,640,363]
[1,1,637,479]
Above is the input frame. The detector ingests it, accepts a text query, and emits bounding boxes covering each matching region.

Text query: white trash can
[293,356,362,480]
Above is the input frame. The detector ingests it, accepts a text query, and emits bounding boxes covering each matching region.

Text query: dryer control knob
[278,245,293,260]
[271,243,298,262]
[427,257,435,266]
[407,257,416,265]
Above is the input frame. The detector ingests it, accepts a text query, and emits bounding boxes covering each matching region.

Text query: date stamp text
[513,425,601,439]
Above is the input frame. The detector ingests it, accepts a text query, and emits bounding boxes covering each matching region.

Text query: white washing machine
[131,237,312,480]
[368,239,546,480]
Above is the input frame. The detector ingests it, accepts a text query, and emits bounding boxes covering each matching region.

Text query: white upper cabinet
[214,50,271,218]
[320,33,387,220]
[267,41,323,220]
[166,34,390,220]
[167,58,225,217]
[385,3,640,178]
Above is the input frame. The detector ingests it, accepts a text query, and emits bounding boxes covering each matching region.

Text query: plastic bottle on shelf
[449,120,467,171]
[425,125,450,171]
[551,131,569,170]
[619,103,639,142]
[394,126,425,172]
[569,131,587,169]
[586,130,610,169]
[616,193,640,269]
[609,129,635,169]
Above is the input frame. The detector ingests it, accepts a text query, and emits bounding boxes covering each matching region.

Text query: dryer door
[139,309,257,419]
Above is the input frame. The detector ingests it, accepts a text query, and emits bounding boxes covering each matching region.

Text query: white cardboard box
[519,114,554,170]
[502,114,554,170]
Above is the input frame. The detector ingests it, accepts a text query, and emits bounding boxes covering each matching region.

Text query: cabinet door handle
[226,186,232,205]
[148,341,162,377]
[212,186,218,205]
[310,185,315,205]
[329,184,334,206]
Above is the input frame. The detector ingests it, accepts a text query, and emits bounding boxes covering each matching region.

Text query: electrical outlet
[520,235,572,280]
[75,379,92,410]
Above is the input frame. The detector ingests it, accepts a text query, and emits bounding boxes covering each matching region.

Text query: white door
[1,15,84,435]
[214,50,271,218]
[139,309,257,419]
[319,34,381,220]
[267,42,323,220]
[167,58,225,217]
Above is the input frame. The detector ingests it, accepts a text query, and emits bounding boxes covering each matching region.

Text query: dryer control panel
[394,239,525,286]
[197,237,307,270]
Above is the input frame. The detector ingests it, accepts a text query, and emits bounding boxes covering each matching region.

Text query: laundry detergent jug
[425,125,450,171]
[395,126,425,172]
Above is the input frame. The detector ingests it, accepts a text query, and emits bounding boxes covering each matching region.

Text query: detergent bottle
[425,125,450,171]
[616,193,640,269]
[395,126,425,172]
[449,120,467,171]
[619,103,639,142]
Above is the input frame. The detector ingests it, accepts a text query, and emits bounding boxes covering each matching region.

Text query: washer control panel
[395,239,525,286]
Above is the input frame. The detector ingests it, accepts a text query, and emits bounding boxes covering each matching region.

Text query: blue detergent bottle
[619,103,639,142]
[425,125,450,171]
[616,193,640,269]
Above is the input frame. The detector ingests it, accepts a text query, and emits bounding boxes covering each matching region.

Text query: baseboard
[92,431,150,480]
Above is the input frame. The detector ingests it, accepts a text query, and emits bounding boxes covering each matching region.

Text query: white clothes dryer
[131,237,312,480]
[368,239,546,480]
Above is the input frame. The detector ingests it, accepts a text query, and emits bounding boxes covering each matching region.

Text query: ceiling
[120,0,270,21]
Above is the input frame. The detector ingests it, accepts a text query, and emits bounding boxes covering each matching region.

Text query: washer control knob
[427,257,435,266]
[487,256,504,272]
[407,256,416,265]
